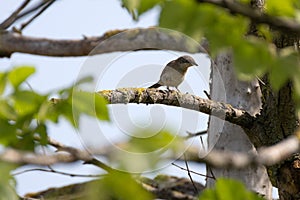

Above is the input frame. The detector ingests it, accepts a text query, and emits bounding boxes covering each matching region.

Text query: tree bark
[206,52,272,199]
[262,34,300,200]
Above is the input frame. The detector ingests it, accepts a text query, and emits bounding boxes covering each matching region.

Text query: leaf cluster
[0,66,109,151]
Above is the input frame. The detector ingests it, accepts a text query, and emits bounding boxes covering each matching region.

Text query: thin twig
[0,0,31,29]
[171,162,215,179]
[19,0,55,31]
[184,154,198,193]
[15,0,51,21]
[185,130,207,139]
[200,136,205,150]
[207,166,216,180]
[203,90,211,99]
[12,167,103,178]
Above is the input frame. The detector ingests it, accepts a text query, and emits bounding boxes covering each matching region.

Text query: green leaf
[138,0,162,15]
[159,0,202,41]
[265,0,296,17]
[0,162,19,200]
[11,131,35,150]
[12,90,46,117]
[35,123,48,145]
[8,66,35,89]
[237,0,251,4]
[233,39,271,80]
[110,130,184,171]
[269,48,300,90]
[160,1,249,53]
[197,5,248,55]
[89,172,153,200]
[94,93,110,120]
[121,0,163,20]
[293,74,300,105]
[71,90,109,121]
[48,98,77,126]
[0,100,17,120]
[269,62,290,90]
[0,72,7,95]
[199,178,264,200]
[73,76,94,86]
[121,0,140,20]
[0,119,17,146]
[128,130,183,153]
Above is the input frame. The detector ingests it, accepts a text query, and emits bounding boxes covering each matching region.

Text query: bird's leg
[174,87,181,92]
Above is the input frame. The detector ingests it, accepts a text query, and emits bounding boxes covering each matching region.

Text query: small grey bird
[149,55,198,90]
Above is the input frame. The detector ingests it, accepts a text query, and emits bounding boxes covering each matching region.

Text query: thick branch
[197,0,300,34]
[98,88,255,128]
[0,137,114,172]
[2,135,298,172]
[89,134,300,168]
[45,137,115,172]
[202,135,300,168]
[0,28,205,57]
[0,148,76,165]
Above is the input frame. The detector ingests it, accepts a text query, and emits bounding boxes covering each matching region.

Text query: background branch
[0,126,298,177]
[0,28,206,57]
[15,0,52,21]
[201,135,300,168]
[197,0,300,34]
[2,134,298,173]
[0,0,30,29]
[18,0,55,32]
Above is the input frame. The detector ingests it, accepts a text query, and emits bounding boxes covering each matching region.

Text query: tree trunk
[206,52,272,199]
[263,34,300,200]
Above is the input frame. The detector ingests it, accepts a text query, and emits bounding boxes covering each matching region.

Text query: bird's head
[177,55,198,68]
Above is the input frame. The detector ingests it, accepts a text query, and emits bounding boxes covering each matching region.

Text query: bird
[148,55,198,90]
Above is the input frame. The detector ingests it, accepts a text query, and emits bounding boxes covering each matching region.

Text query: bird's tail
[148,83,161,88]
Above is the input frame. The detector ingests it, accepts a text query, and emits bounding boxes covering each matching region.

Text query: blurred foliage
[88,172,153,200]
[0,66,109,150]
[108,130,185,172]
[265,0,300,17]
[0,67,184,199]
[0,162,19,200]
[122,0,300,106]
[198,178,265,200]
[121,0,162,20]
[0,66,110,198]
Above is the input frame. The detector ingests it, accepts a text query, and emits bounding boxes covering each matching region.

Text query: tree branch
[0,28,206,57]
[15,0,53,21]
[98,88,255,128]
[0,136,114,173]
[18,0,56,32]
[0,0,31,30]
[0,148,76,165]
[45,137,115,172]
[201,135,300,168]
[1,134,298,171]
[197,0,300,34]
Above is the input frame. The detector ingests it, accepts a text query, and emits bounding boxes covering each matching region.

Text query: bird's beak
[191,61,198,66]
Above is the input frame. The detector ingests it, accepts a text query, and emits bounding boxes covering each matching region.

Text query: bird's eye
[180,58,189,63]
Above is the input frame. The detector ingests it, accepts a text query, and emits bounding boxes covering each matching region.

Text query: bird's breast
[159,67,185,87]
